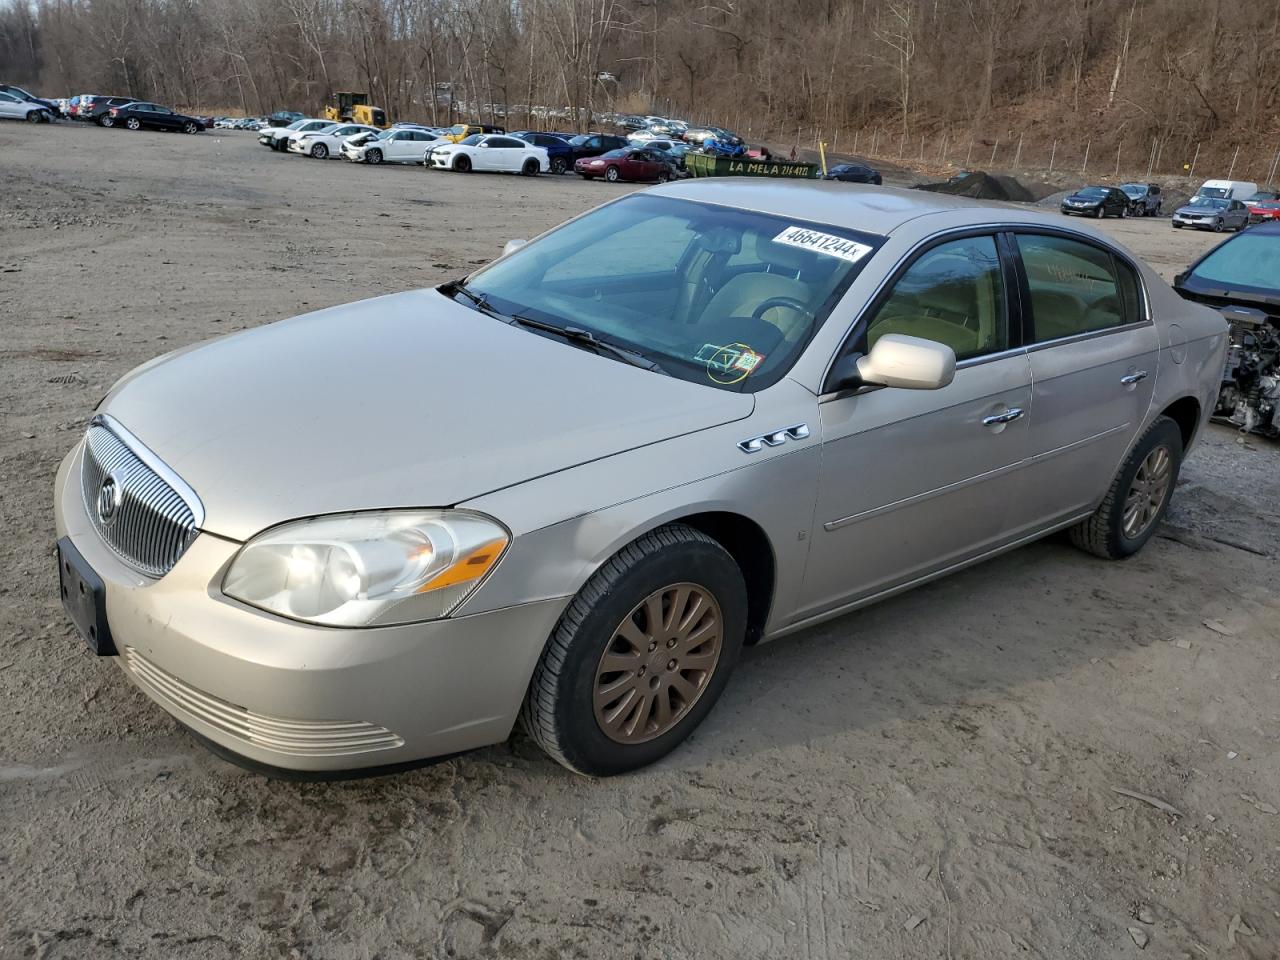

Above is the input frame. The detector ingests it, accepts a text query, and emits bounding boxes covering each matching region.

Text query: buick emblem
[97,473,123,526]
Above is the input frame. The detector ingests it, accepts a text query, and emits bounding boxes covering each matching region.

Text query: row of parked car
[255,117,699,182]
[1060,178,1280,232]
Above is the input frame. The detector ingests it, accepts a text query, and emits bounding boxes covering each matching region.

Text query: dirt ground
[2,122,1278,960]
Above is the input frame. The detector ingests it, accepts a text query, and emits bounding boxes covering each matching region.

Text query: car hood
[1176,205,1220,215]
[100,289,754,541]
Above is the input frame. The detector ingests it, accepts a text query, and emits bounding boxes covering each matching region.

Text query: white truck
[1194,179,1259,202]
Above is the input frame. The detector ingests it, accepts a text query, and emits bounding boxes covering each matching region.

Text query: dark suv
[563,133,629,164]
[1120,182,1162,217]
[76,95,136,124]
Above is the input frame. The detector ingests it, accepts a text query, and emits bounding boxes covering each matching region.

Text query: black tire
[1068,415,1183,560]
[182,121,198,134]
[366,148,382,165]
[605,165,620,182]
[520,523,747,776]
[522,158,539,176]
[125,117,141,130]
[453,154,471,172]
[1172,222,1182,229]
[96,114,111,127]
[310,142,328,159]
[27,110,43,124]
[1213,218,1224,232]
[1119,205,1127,218]
[550,156,568,175]
[1095,206,1105,219]
[657,169,671,183]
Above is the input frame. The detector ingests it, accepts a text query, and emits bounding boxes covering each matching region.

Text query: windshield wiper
[443,279,512,323]
[508,314,667,373]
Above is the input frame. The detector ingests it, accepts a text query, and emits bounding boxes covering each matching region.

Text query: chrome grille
[123,647,405,757]
[80,418,201,577]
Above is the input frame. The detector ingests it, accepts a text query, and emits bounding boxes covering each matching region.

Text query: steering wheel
[751,296,808,322]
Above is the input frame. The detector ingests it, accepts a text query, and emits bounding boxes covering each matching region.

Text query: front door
[1009,231,1159,528]
[796,233,1033,621]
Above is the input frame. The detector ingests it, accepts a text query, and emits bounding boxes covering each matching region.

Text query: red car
[575,147,676,183]
[1247,200,1280,224]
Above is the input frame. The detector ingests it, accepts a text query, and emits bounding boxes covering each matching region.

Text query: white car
[289,123,380,159]
[0,90,53,123]
[342,128,445,165]
[427,134,548,175]
[259,118,331,151]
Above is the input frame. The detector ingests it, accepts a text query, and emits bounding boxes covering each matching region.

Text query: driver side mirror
[828,334,956,392]
[502,238,528,257]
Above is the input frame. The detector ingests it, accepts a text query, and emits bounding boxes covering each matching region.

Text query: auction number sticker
[773,226,873,264]
[695,342,766,385]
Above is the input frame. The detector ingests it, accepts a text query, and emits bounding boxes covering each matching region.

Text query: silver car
[54,182,1227,777]
[1172,196,1251,232]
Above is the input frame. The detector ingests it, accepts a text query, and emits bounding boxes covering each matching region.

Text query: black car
[824,162,883,185]
[563,133,629,164]
[0,83,58,115]
[76,95,136,124]
[105,101,205,133]
[1061,186,1130,218]
[1120,182,1162,216]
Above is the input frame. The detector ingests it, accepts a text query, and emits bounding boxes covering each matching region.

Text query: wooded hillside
[3,0,1278,176]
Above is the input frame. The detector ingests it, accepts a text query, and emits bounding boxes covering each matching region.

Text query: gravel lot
[2,122,1278,960]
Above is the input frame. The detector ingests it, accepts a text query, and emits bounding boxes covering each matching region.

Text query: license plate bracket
[57,537,116,656]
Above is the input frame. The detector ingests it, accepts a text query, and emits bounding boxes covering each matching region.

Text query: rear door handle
[1120,371,1148,385]
[983,407,1024,426]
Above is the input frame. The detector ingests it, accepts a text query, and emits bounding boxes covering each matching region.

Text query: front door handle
[983,407,1025,426]
[1120,371,1148,385]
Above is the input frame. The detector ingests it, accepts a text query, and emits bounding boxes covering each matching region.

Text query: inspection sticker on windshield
[773,226,873,263]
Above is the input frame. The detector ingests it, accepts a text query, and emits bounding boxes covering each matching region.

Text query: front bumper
[54,443,567,772]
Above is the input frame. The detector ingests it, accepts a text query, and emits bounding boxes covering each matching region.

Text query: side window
[1016,234,1129,342]
[864,235,1007,362]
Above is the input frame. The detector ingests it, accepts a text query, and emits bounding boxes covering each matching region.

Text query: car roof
[651,180,1058,235]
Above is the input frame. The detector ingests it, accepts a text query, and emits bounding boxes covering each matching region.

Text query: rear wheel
[521,524,747,776]
[605,165,620,182]
[310,142,328,159]
[366,148,383,165]
[125,117,140,131]
[1069,416,1182,560]
[453,154,472,172]
[521,158,540,176]
[550,156,568,175]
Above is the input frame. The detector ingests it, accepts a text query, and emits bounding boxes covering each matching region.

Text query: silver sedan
[53,182,1227,777]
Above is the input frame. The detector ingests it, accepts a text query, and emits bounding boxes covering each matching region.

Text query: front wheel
[521,158,539,176]
[1095,206,1105,218]
[1213,218,1224,232]
[521,524,747,776]
[453,154,471,172]
[1172,222,1183,229]
[1068,416,1182,560]
[182,121,198,134]
[125,117,141,131]
[1119,205,1127,218]
[365,148,382,165]
[27,110,44,124]
[604,165,620,182]
[310,143,328,159]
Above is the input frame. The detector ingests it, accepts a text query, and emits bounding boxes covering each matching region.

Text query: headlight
[222,510,509,627]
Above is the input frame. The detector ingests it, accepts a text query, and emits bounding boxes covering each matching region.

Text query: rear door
[796,231,1034,620]
[1009,230,1158,528]
[0,92,21,119]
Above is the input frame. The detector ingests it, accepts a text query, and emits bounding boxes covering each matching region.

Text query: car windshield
[1185,232,1280,294]
[1120,184,1145,198]
[449,124,470,135]
[598,149,628,159]
[1198,187,1229,199]
[1077,188,1108,199]
[568,135,592,146]
[459,194,882,392]
[1248,192,1279,202]
[1189,197,1227,209]
[284,120,306,130]
[460,134,484,145]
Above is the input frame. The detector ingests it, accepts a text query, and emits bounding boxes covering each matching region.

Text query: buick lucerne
[54,182,1228,777]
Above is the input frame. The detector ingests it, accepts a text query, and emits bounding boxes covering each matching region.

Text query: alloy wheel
[592,582,723,744]
[1123,445,1172,539]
